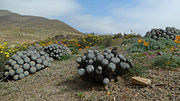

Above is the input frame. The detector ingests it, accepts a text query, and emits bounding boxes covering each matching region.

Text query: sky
[0,0,180,35]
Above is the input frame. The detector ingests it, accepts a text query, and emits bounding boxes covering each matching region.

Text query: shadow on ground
[56,76,106,92]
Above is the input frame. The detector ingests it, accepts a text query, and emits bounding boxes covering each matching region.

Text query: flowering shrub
[0,42,28,78]
[124,34,141,39]
[128,37,177,52]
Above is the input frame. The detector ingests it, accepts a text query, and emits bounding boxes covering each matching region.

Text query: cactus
[24,71,29,76]
[13,75,19,80]
[103,78,110,85]
[17,59,24,65]
[29,61,36,67]
[29,67,37,74]
[36,64,42,70]
[101,59,109,67]
[36,58,42,64]
[23,63,30,70]
[9,69,15,76]
[76,49,134,84]
[4,72,9,77]
[44,44,72,60]
[120,62,130,69]
[31,55,38,61]
[145,27,180,40]
[19,73,25,79]
[13,64,19,70]
[78,68,85,76]
[86,65,94,74]
[16,68,24,74]
[10,61,17,66]
[107,63,116,71]
[42,60,49,67]
[76,57,82,64]
[24,57,30,63]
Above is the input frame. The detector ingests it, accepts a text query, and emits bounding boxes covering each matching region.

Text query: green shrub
[152,53,180,69]
[124,34,141,39]
[103,37,112,47]
[59,55,73,61]
[69,47,79,54]
[128,37,177,52]
[120,37,138,46]
[113,33,123,39]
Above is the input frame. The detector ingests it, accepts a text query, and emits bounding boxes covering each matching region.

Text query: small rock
[131,77,151,86]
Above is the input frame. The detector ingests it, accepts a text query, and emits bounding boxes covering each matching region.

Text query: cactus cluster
[145,27,180,40]
[27,44,44,52]
[44,44,72,60]
[76,49,134,85]
[4,50,53,80]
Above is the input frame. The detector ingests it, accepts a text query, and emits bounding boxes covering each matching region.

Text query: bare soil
[0,54,179,101]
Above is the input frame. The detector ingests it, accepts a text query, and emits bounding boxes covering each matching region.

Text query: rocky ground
[0,56,179,101]
[0,47,180,101]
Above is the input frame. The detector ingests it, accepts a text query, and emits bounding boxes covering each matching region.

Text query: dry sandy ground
[0,45,180,101]
[0,56,179,101]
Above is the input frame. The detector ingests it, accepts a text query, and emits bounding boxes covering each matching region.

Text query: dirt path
[0,56,180,101]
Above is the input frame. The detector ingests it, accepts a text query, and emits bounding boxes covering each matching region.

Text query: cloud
[0,0,81,17]
[67,14,121,34]
[1,0,180,35]
[111,0,180,35]
[65,0,180,35]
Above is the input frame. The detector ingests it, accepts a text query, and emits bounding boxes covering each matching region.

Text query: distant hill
[0,10,81,44]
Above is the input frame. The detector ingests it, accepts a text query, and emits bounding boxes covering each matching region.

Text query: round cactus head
[78,68,85,76]
[103,78,110,85]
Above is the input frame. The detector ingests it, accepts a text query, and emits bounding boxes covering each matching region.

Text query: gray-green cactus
[78,68,85,76]
[23,63,30,70]
[29,67,37,74]
[76,48,134,85]
[29,61,36,67]
[86,65,94,74]
[103,78,110,85]
[36,64,42,70]
[13,75,19,80]
[16,68,24,74]
[9,69,15,76]
[13,64,19,70]
[145,27,180,40]
[120,62,130,69]
[19,73,25,79]
[17,59,24,65]
[101,59,109,67]
[24,71,29,76]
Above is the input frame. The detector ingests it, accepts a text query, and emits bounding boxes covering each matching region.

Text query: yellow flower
[0,51,3,53]
[143,42,150,46]
[174,40,178,43]
[175,36,180,40]
[171,47,174,51]
[4,42,7,45]
[107,91,111,95]
[4,52,9,55]
[85,46,89,49]
[6,54,9,58]
[138,39,142,43]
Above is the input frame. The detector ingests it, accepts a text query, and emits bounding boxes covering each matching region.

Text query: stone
[131,77,151,86]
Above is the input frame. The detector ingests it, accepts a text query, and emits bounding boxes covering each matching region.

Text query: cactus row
[145,27,180,40]
[44,44,72,60]
[4,50,53,80]
[76,48,134,85]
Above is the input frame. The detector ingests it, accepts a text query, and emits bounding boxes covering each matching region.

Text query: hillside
[0,10,81,44]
